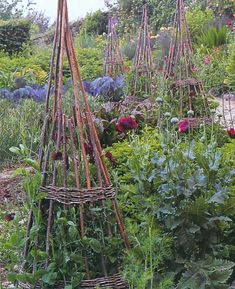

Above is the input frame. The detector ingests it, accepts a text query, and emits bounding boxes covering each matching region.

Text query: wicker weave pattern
[41,185,116,204]
[19,274,128,289]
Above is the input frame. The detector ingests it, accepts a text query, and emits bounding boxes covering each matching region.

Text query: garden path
[216,94,235,127]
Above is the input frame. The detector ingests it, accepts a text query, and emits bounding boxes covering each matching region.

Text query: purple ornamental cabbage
[83,75,126,101]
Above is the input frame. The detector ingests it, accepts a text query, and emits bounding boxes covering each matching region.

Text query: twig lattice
[164,0,208,115]
[20,1,130,288]
[104,15,124,77]
[131,4,154,97]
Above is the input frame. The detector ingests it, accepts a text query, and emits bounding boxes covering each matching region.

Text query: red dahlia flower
[116,116,137,133]
[178,119,189,133]
[227,128,235,139]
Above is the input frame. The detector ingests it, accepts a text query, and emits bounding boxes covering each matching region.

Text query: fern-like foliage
[177,257,235,289]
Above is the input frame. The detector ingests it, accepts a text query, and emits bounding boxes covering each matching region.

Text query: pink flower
[116,116,137,133]
[204,56,211,65]
[178,120,189,133]
[227,21,233,26]
[227,128,235,139]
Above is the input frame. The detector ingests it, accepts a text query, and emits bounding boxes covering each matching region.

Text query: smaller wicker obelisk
[164,0,208,116]
[104,15,124,78]
[131,4,154,97]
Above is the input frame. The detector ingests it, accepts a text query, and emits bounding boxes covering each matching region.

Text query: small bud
[156,97,163,104]
[187,110,194,117]
[164,112,171,118]
[170,117,179,125]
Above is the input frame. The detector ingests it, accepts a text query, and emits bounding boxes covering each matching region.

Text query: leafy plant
[224,48,235,91]
[84,75,126,102]
[186,8,214,41]
[197,25,228,48]
[177,258,235,289]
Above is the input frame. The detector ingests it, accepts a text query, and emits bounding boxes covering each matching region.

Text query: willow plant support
[131,4,154,97]
[20,1,130,288]
[104,15,124,78]
[164,0,209,118]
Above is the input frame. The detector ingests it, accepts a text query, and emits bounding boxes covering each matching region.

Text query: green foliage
[81,10,108,35]
[186,8,214,41]
[197,25,228,49]
[194,48,228,93]
[122,39,136,60]
[0,0,33,20]
[76,29,98,49]
[224,48,235,91]
[76,47,103,80]
[0,100,43,166]
[109,0,193,34]
[0,48,51,88]
[123,222,173,289]
[110,127,235,287]
[0,19,31,55]
[177,258,235,289]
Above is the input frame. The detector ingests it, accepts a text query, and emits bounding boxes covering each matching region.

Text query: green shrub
[81,10,108,35]
[76,47,103,80]
[186,8,214,41]
[0,19,31,55]
[76,29,97,49]
[224,48,235,91]
[0,47,51,88]
[0,100,43,166]
[194,48,228,94]
[197,25,228,48]
[109,127,235,287]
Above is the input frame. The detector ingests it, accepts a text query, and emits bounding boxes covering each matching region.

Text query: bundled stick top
[164,0,208,115]
[104,15,124,77]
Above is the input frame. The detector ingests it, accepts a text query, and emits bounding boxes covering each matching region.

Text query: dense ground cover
[0,0,235,288]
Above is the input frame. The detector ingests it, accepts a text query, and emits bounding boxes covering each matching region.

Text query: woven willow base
[41,185,116,205]
[19,274,128,289]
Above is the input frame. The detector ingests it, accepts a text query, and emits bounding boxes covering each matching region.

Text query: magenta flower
[204,56,211,65]
[227,21,233,26]
[178,120,189,133]
[227,128,235,139]
[116,116,137,133]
